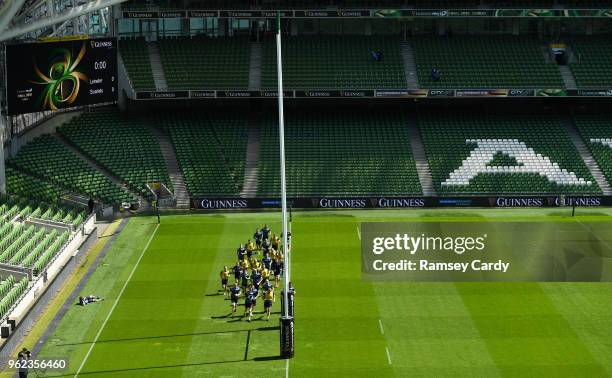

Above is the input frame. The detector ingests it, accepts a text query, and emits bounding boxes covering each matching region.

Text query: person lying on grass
[79,295,104,306]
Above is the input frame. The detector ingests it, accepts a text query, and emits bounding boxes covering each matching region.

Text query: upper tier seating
[257,110,421,196]
[418,113,599,194]
[119,37,156,91]
[413,36,564,88]
[262,36,407,89]
[569,36,612,88]
[8,136,136,205]
[157,112,248,196]
[59,111,172,200]
[158,36,250,90]
[574,115,612,187]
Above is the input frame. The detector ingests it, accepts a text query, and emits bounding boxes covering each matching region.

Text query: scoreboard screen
[6,38,117,115]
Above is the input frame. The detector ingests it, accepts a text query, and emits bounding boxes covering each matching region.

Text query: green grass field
[32,209,612,377]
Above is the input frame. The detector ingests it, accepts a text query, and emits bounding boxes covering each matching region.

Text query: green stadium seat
[257,110,421,196]
[262,35,407,90]
[58,110,172,201]
[412,36,564,89]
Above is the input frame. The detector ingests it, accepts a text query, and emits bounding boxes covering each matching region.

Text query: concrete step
[248,42,263,91]
[240,122,261,197]
[564,118,612,195]
[559,65,578,90]
[400,41,420,88]
[147,42,168,91]
[406,116,436,196]
[148,127,191,208]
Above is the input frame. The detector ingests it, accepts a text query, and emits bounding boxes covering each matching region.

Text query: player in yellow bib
[261,267,271,281]
[263,287,275,321]
[220,266,230,298]
[240,258,250,271]
[252,259,262,271]
[246,240,255,261]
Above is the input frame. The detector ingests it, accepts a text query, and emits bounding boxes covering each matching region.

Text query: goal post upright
[277,12,294,359]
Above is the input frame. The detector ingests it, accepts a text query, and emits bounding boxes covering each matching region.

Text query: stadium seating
[569,36,612,88]
[0,276,28,319]
[0,194,84,278]
[6,168,63,203]
[119,37,156,91]
[412,36,564,88]
[574,115,612,186]
[262,36,407,89]
[28,205,86,228]
[257,111,421,196]
[418,113,600,194]
[158,36,250,90]
[8,135,136,205]
[157,112,248,196]
[59,110,172,200]
[0,196,29,222]
[0,195,85,227]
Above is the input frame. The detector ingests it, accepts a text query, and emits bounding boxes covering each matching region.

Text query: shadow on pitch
[57,329,249,347]
[253,355,285,361]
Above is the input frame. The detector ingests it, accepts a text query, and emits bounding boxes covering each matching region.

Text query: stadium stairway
[248,42,263,91]
[147,41,169,91]
[564,118,612,195]
[559,65,578,90]
[53,134,149,210]
[407,116,436,196]
[400,41,420,88]
[240,122,261,197]
[148,127,191,208]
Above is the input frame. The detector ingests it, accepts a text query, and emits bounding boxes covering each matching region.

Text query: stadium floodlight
[277,13,294,359]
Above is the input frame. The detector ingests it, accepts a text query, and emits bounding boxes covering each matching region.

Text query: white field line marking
[286,357,289,378]
[74,223,160,377]
[386,346,392,365]
[378,319,384,335]
[357,226,361,240]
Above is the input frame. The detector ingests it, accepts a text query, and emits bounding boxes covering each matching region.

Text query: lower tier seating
[0,276,28,319]
[257,110,421,196]
[59,110,172,200]
[574,115,612,187]
[418,113,599,194]
[6,168,63,203]
[157,112,248,197]
[8,135,136,205]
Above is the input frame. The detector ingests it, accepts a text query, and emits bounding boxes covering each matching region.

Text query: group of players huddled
[220,224,286,322]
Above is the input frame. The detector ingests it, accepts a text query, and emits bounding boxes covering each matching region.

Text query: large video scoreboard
[6,38,117,115]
